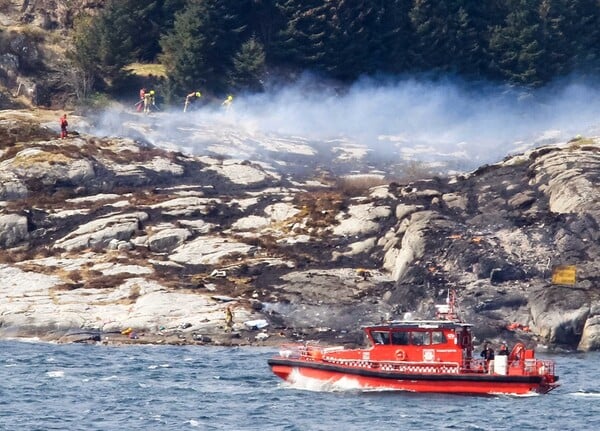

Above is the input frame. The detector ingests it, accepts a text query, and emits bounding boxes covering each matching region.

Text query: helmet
[227,95,233,101]
[150,90,155,95]
[195,91,201,97]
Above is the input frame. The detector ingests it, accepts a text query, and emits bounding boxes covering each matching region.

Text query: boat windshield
[410,331,430,346]
[391,331,409,345]
[372,331,390,345]
[432,331,447,344]
[372,329,449,346]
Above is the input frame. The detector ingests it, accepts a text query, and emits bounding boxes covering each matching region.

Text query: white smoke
[86,74,600,173]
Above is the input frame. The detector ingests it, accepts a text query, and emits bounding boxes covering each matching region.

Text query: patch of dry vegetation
[391,160,436,183]
[0,247,53,264]
[334,175,388,197]
[567,135,596,150]
[0,121,55,148]
[291,190,345,231]
[124,62,167,78]
[11,149,74,166]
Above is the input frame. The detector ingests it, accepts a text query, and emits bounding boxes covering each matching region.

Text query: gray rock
[53,212,148,251]
[148,228,192,253]
[0,214,28,248]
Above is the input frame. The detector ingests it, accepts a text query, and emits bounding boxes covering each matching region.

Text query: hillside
[0,108,599,350]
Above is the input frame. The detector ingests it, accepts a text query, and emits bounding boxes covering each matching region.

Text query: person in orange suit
[59,114,68,139]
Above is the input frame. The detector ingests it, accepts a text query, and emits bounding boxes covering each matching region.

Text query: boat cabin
[364,320,473,366]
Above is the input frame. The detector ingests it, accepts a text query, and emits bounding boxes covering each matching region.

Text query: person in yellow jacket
[221,94,233,110]
[184,91,202,112]
[143,90,155,114]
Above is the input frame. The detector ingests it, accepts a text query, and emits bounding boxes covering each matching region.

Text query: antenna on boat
[435,289,460,321]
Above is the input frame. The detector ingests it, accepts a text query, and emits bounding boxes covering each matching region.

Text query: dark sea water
[0,340,598,431]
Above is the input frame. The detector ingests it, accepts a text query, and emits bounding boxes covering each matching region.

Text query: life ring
[395,349,406,361]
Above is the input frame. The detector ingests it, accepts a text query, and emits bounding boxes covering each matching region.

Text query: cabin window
[410,331,430,346]
[391,331,409,345]
[372,331,390,345]
[431,331,447,345]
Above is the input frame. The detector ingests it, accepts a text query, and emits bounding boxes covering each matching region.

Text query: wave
[570,390,600,398]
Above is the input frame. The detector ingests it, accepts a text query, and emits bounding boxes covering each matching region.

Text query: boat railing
[321,356,462,374]
[527,359,556,377]
[463,358,556,376]
[276,345,555,378]
[278,344,345,360]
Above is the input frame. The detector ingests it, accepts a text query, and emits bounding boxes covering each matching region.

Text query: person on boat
[480,342,495,371]
[497,342,509,355]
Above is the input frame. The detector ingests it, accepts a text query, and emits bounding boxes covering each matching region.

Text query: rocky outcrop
[0,110,598,350]
[0,213,28,247]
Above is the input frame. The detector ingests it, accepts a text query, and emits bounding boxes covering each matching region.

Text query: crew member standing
[480,342,495,372]
[221,94,233,110]
[225,305,234,332]
[136,87,146,112]
[59,114,68,139]
[144,90,155,114]
[497,342,509,355]
[184,91,202,112]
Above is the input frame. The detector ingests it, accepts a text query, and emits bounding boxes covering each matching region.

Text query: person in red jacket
[60,114,68,139]
[136,88,146,112]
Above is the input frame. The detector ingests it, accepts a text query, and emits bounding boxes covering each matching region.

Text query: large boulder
[53,211,148,251]
[0,214,29,248]
[579,303,600,351]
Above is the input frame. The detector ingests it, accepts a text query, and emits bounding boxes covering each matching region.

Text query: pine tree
[377,0,415,75]
[326,0,386,80]
[159,2,207,93]
[409,0,456,72]
[273,0,332,73]
[536,0,570,81]
[489,0,546,86]
[229,36,267,91]
[160,0,250,94]
[452,1,499,78]
[562,0,600,76]
[409,0,495,77]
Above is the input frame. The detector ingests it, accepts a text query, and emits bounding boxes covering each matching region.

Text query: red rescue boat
[268,291,559,395]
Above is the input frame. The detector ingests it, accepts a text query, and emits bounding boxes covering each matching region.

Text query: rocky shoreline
[0,325,289,347]
[1,109,599,352]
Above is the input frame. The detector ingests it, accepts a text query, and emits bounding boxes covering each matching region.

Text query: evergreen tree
[69,15,101,100]
[160,0,250,94]
[69,1,141,93]
[536,0,570,81]
[92,1,138,78]
[489,0,546,86]
[246,0,286,56]
[273,0,332,73]
[562,0,600,75]
[409,0,456,72]
[452,1,500,78]
[326,0,385,80]
[159,2,207,93]
[229,36,267,91]
[377,0,415,75]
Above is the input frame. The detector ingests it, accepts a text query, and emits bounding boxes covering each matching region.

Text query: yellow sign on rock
[551,265,576,285]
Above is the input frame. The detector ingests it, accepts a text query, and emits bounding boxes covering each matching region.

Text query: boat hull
[268,358,558,395]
